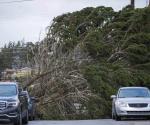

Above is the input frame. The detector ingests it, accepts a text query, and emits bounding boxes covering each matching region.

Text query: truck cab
[0,82,28,125]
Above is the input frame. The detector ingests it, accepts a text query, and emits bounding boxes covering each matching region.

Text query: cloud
[0,0,146,47]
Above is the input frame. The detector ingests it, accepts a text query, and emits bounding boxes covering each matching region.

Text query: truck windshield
[0,85,17,96]
[118,88,150,98]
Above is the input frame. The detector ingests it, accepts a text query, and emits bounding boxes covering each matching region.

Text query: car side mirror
[30,97,38,103]
[30,97,35,101]
[111,95,116,99]
[19,91,26,97]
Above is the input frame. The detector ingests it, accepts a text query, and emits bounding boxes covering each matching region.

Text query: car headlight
[8,100,19,107]
[116,101,127,107]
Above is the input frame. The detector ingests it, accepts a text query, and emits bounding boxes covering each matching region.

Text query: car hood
[117,98,150,103]
[0,96,18,102]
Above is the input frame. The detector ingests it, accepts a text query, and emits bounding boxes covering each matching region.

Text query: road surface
[29,120,150,125]
[0,120,150,125]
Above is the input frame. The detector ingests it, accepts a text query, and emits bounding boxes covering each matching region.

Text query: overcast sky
[0,0,148,47]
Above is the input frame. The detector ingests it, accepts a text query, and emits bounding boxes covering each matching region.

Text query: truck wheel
[23,110,29,124]
[14,113,22,125]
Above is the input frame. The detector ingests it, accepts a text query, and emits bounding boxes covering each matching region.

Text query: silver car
[111,87,150,120]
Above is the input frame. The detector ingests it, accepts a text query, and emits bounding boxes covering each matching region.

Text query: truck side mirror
[111,95,116,99]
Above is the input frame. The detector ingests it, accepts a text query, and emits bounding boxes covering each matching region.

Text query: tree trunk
[149,0,150,6]
[131,0,135,8]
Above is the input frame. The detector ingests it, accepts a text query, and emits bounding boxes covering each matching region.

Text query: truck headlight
[116,101,127,107]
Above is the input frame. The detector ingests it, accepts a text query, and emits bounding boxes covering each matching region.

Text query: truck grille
[128,103,148,108]
[0,101,7,110]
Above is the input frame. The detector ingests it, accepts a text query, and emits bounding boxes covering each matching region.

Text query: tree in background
[0,41,34,79]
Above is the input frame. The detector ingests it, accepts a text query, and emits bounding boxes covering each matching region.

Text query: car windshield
[0,85,17,97]
[118,88,150,98]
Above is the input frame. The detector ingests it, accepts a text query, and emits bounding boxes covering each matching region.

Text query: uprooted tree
[24,27,94,119]
[25,5,150,119]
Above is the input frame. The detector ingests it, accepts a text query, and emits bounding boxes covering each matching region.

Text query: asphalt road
[1,120,150,125]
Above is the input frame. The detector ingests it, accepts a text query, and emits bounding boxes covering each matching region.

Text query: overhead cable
[0,0,34,4]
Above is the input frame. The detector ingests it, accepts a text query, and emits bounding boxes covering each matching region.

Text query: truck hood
[117,98,150,103]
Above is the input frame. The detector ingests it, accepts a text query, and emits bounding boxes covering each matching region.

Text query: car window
[0,85,17,96]
[118,88,150,98]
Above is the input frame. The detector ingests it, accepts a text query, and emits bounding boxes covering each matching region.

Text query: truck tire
[23,110,29,124]
[14,113,22,125]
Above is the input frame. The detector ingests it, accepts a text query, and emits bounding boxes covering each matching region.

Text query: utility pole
[149,0,150,6]
[131,0,135,8]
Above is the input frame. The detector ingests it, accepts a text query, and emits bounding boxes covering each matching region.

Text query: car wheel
[147,116,150,120]
[29,116,32,121]
[23,110,29,124]
[29,115,33,121]
[32,116,35,120]
[29,111,35,121]
[115,115,121,121]
[112,107,119,120]
[14,113,22,125]
[112,111,116,120]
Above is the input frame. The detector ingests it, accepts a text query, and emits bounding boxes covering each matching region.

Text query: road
[1,120,150,125]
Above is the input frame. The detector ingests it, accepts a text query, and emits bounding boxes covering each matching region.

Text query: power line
[0,0,34,4]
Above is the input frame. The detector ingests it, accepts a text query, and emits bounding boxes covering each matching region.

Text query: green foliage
[0,41,33,78]
[35,6,150,119]
[83,30,112,59]
[49,6,115,52]
[81,6,150,118]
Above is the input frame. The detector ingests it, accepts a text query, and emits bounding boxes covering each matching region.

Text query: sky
[0,0,148,47]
